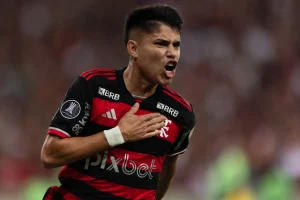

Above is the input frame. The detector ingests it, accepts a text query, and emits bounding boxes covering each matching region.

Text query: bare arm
[41,132,110,169]
[41,103,166,169]
[155,155,179,200]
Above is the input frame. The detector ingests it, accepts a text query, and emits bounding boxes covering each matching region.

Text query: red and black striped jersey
[44,67,196,200]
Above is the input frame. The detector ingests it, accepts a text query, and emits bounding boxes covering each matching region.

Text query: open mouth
[165,61,177,71]
[164,61,177,78]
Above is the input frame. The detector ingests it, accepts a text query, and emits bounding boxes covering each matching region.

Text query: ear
[127,40,138,58]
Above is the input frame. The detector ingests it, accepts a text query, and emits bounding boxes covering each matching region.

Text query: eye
[173,42,180,48]
[154,41,169,47]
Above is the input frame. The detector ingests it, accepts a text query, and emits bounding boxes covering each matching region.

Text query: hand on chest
[90,99,181,144]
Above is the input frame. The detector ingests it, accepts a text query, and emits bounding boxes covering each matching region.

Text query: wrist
[104,126,125,147]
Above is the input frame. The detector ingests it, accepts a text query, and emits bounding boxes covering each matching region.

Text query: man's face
[134,24,181,86]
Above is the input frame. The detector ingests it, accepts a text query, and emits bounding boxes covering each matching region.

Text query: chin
[158,78,173,86]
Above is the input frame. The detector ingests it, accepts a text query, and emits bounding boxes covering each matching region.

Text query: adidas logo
[102,109,117,120]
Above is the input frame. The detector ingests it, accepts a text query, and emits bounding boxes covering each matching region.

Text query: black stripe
[42,187,51,200]
[119,137,173,157]
[86,122,173,157]
[52,191,64,200]
[66,163,160,190]
[82,121,104,136]
[43,187,64,200]
[93,93,133,105]
[62,178,128,200]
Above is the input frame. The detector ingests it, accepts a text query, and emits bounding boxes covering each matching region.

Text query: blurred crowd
[1,0,300,199]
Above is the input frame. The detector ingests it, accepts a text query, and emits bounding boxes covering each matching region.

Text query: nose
[166,46,177,59]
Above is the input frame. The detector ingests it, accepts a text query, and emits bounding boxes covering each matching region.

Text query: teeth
[167,63,174,67]
[165,62,176,71]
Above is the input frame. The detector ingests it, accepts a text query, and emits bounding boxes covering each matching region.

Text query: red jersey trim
[80,68,116,81]
[162,87,192,112]
[86,72,116,81]
[60,167,156,199]
[80,68,115,77]
[44,186,80,200]
[48,127,70,138]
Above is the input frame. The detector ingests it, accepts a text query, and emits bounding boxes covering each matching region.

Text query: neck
[124,61,158,97]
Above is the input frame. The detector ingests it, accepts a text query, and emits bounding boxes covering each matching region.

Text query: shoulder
[67,68,117,94]
[80,68,117,82]
[162,86,193,112]
[161,86,195,128]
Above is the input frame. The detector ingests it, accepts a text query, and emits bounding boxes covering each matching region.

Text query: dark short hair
[123,4,183,45]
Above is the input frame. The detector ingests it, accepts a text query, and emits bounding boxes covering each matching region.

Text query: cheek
[137,47,165,76]
[140,51,162,67]
[139,48,155,63]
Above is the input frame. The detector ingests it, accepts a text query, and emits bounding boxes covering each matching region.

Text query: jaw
[157,74,174,86]
[134,60,176,86]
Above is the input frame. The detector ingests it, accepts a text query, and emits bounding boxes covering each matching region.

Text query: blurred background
[1,0,300,199]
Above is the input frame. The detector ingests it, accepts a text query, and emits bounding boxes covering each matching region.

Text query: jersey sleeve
[167,109,196,156]
[48,76,93,138]
[167,127,195,156]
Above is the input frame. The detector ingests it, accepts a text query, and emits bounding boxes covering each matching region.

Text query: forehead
[143,24,181,42]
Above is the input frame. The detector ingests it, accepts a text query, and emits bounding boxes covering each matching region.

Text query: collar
[116,67,163,103]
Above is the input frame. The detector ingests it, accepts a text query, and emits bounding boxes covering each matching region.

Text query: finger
[144,121,165,133]
[139,113,162,122]
[127,103,139,115]
[143,116,166,127]
[142,130,160,139]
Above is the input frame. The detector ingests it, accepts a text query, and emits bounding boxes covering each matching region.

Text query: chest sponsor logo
[157,102,179,117]
[60,100,81,119]
[84,151,156,179]
[98,87,120,100]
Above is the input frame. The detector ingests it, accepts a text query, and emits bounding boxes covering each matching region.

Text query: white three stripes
[102,109,117,120]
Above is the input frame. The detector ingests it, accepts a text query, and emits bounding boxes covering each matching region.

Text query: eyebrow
[154,39,181,45]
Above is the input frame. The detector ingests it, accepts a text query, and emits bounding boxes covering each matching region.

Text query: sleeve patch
[60,100,81,119]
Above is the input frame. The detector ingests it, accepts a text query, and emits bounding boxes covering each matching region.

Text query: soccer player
[41,4,196,200]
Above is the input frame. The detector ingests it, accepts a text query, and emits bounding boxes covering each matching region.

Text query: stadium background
[1,0,300,199]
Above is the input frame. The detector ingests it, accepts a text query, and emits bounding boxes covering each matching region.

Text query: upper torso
[47,68,196,200]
